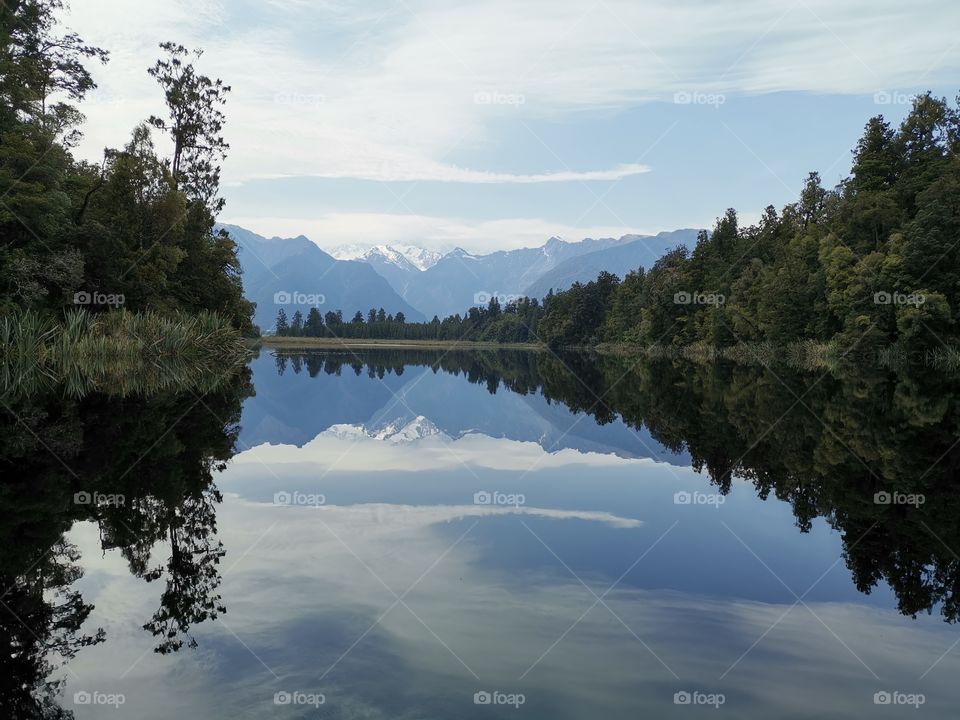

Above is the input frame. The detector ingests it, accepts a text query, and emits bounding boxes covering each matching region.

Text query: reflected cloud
[234,416,667,473]
[240,500,642,530]
[66,489,960,719]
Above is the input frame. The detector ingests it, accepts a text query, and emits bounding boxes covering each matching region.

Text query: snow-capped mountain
[372,415,447,443]
[321,416,449,444]
[219,224,425,330]
[226,222,701,321]
[329,244,443,271]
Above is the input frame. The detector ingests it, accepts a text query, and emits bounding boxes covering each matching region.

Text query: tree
[147,42,230,211]
[305,307,323,337]
[290,309,303,336]
[275,308,289,335]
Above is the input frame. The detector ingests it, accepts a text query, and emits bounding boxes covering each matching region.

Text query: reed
[0,308,249,397]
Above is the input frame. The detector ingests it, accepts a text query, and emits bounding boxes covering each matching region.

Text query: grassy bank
[1,309,249,396]
[260,335,960,372]
[261,336,545,351]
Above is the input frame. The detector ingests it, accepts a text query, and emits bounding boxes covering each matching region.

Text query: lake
[4,348,959,718]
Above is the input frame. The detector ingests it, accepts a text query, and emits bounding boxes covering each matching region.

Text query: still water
[5,348,960,717]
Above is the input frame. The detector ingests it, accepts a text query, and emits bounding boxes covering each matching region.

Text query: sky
[64,0,960,253]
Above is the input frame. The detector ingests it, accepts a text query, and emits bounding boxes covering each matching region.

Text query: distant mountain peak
[374,415,445,443]
[322,416,448,444]
[329,243,442,271]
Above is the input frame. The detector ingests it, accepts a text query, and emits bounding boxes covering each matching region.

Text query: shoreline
[259,336,545,351]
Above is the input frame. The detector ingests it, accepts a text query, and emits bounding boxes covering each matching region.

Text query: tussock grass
[1,308,248,396]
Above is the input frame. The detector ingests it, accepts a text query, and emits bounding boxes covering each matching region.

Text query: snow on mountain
[393,245,443,271]
[374,415,447,443]
[329,244,443,271]
[321,416,448,444]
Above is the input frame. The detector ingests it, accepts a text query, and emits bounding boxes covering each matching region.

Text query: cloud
[219,212,649,252]
[233,426,664,472]
[238,501,643,530]
[276,162,651,184]
[64,0,960,187]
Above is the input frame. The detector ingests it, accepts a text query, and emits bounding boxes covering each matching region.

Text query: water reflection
[4,347,960,717]
[0,369,251,717]
[263,348,960,625]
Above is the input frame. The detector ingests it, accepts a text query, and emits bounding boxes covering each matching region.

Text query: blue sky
[66,0,959,252]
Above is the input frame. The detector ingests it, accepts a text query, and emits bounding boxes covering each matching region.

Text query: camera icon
[673,91,692,105]
[274,291,291,304]
[873,90,892,105]
[474,691,492,705]
[273,491,292,505]
[474,491,492,505]
[673,491,692,505]
[473,291,491,305]
[673,291,691,304]
[674,691,691,705]
[873,291,891,305]
[74,691,92,705]
[274,691,292,705]
[473,91,492,105]
[873,491,892,505]
[73,291,91,305]
[873,691,892,705]
[73,491,92,505]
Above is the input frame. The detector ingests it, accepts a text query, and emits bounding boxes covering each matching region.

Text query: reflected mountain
[249,347,960,625]
[245,348,690,464]
[7,345,960,717]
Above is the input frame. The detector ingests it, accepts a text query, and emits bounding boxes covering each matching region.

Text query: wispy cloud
[218,212,650,252]
[66,0,960,186]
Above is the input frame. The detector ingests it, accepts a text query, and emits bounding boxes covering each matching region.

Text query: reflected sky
[62,351,960,718]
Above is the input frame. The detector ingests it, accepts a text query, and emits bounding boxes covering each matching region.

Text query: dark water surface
[4,348,959,718]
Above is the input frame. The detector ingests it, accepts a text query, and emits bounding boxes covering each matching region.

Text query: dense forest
[0,0,253,332]
[273,295,546,342]
[537,94,960,352]
[274,93,960,357]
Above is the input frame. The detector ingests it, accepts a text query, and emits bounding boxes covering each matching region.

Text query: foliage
[0,1,253,332]
[536,94,960,352]
[273,296,546,342]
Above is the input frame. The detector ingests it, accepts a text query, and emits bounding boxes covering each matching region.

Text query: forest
[272,296,546,342]
[273,93,960,358]
[1,0,253,336]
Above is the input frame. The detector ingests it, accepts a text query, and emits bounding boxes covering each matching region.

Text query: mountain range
[239,350,689,465]
[221,224,425,330]
[221,224,700,329]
